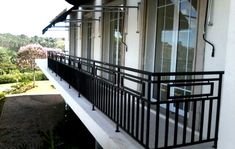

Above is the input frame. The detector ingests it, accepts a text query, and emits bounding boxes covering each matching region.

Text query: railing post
[92,61,96,111]
[116,67,121,132]
[214,73,223,148]
[78,58,81,97]
[155,74,161,148]
[145,75,152,148]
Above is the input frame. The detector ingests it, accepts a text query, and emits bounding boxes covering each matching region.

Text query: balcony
[39,52,223,149]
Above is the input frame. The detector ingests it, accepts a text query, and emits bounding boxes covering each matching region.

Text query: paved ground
[0,94,64,149]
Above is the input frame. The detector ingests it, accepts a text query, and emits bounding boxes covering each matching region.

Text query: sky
[0,0,72,38]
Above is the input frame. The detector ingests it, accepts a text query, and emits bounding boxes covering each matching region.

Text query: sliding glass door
[154,0,198,115]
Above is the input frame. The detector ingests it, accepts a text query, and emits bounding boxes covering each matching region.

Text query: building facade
[41,0,235,148]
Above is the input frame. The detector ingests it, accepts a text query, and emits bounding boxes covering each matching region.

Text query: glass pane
[176,0,198,79]
[158,0,175,7]
[87,22,92,59]
[155,4,174,74]
[153,4,175,99]
[109,11,123,65]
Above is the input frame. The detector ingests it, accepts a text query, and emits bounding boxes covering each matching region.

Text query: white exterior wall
[201,0,230,139]
[218,0,235,148]
[203,0,230,71]
[125,0,141,69]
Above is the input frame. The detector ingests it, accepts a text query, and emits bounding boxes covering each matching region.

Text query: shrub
[0,74,18,84]
[0,71,47,84]
[4,81,34,95]
[0,63,18,74]
[19,71,47,82]
[0,92,5,100]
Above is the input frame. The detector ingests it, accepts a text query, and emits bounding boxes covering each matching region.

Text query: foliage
[0,74,19,84]
[0,91,5,118]
[0,91,5,100]
[0,33,65,51]
[3,81,35,95]
[0,63,18,75]
[0,47,17,64]
[0,71,47,84]
[17,44,47,69]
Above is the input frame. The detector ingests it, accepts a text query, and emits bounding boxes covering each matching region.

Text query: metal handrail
[47,51,224,149]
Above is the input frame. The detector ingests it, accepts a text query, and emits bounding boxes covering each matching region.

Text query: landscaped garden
[0,33,65,115]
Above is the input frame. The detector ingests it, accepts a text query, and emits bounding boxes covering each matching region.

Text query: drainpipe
[203,0,215,57]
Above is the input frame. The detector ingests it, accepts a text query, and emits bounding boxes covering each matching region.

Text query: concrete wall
[203,0,229,71]
[218,0,235,148]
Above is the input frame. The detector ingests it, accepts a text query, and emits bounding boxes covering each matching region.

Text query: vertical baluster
[124,92,127,130]
[199,99,205,141]
[145,75,152,148]
[174,102,179,146]
[120,90,124,127]
[191,101,197,143]
[131,95,135,136]
[127,94,131,132]
[214,73,223,148]
[207,99,213,140]
[136,97,140,140]
[155,75,161,149]
[164,102,170,147]
[116,67,121,132]
[183,100,189,145]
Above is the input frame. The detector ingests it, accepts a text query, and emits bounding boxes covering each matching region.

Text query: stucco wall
[218,0,235,148]
[203,0,229,71]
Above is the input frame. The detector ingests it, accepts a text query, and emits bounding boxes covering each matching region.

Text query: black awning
[42,6,77,34]
[65,0,88,6]
[42,0,93,34]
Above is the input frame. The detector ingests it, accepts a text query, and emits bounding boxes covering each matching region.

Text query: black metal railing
[47,51,224,149]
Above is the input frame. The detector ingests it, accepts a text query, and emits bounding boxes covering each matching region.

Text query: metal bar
[199,100,205,141]
[72,9,127,12]
[145,75,151,148]
[120,90,124,127]
[47,52,224,149]
[207,99,213,140]
[174,102,179,146]
[191,101,197,142]
[131,95,135,136]
[124,92,127,129]
[164,102,170,147]
[80,5,139,9]
[136,97,140,140]
[116,67,121,132]
[127,93,131,132]
[214,74,223,148]
[155,75,161,149]
[140,99,145,144]
[183,101,189,145]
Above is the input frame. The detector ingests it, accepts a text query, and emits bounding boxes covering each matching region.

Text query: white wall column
[218,0,235,148]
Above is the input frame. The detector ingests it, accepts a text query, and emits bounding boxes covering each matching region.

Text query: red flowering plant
[16,44,47,86]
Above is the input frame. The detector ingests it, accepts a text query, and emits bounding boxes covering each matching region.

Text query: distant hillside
[0,33,65,51]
